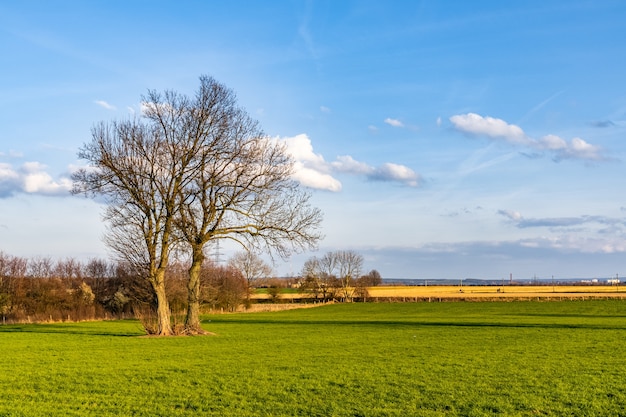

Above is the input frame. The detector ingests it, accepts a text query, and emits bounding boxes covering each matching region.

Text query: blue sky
[1,1,626,280]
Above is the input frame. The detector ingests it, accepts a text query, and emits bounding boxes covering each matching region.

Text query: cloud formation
[94,100,116,110]
[0,162,73,198]
[384,118,404,128]
[0,135,419,197]
[498,210,623,229]
[450,113,606,161]
[590,120,615,128]
[497,210,626,253]
[279,134,421,191]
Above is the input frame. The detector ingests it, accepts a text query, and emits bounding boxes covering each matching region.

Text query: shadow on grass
[0,321,144,337]
[204,317,626,330]
[508,312,626,319]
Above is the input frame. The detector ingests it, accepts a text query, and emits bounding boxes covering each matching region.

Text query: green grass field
[1,301,626,416]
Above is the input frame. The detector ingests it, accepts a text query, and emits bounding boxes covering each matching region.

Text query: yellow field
[366,285,626,299]
[253,285,626,301]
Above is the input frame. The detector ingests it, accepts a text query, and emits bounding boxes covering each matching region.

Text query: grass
[1,301,626,416]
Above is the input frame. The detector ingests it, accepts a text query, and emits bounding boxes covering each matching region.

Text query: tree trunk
[184,247,206,334]
[152,269,172,336]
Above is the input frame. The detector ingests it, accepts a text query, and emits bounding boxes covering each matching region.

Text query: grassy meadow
[1,301,626,416]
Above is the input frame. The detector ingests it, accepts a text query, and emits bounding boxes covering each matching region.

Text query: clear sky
[1,1,625,280]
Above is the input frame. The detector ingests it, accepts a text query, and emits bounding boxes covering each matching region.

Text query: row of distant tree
[0,251,262,325]
[0,249,382,325]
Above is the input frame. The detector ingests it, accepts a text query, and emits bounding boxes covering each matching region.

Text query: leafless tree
[0,254,28,279]
[300,256,338,301]
[229,251,273,302]
[27,256,54,278]
[73,75,322,335]
[359,269,383,286]
[300,250,363,301]
[335,250,363,301]
[160,76,322,333]
[84,258,113,279]
[54,257,83,279]
[72,106,200,335]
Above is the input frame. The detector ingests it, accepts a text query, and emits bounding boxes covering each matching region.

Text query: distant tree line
[0,249,383,324]
[0,251,249,325]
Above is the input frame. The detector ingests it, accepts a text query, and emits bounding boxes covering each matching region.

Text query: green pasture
[1,301,626,416]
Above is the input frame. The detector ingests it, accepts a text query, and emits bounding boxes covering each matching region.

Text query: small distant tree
[299,256,339,301]
[354,270,382,302]
[300,251,365,302]
[335,250,363,301]
[229,251,273,290]
[267,284,282,304]
[353,279,370,301]
[359,269,383,286]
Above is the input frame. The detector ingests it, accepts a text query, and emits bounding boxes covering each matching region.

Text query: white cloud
[369,163,421,187]
[562,137,602,161]
[538,134,567,151]
[331,155,373,175]
[0,162,73,198]
[280,134,340,192]
[94,100,116,110]
[450,113,529,145]
[436,117,442,127]
[331,156,421,187]
[450,113,606,161]
[320,106,331,113]
[291,162,342,192]
[384,118,404,128]
[282,134,328,170]
[277,134,421,191]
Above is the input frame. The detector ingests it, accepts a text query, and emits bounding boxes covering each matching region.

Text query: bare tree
[27,256,54,278]
[359,269,382,286]
[73,75,322,335]
[72,108,199,335]
[54,257,83,279]
[300,256,338,301]
[158,76,323,333]
[335,250,363,301]
[229,250,273,295]
[300,250,363,301]
[84,258,113,279]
